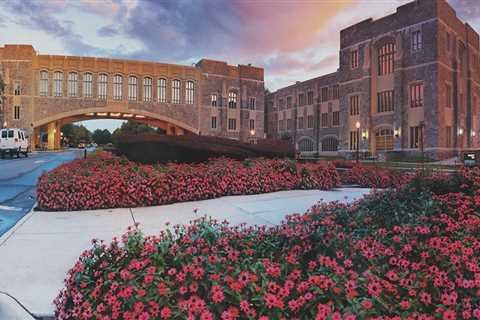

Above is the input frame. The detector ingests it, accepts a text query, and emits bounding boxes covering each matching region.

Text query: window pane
[158,79,166,103]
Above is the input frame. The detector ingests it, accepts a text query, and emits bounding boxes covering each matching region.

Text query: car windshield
[8,130,14,138]
[1,131,6,138]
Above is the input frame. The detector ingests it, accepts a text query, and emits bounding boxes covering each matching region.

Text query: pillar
[47,122,61,150]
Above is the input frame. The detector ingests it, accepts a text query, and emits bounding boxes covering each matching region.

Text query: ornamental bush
[339,164,411,188]
[54,168,480,319]
[37,152,339,211]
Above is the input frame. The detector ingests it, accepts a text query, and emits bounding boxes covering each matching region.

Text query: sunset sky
[1,0,479,131]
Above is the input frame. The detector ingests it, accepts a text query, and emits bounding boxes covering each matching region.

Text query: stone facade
[266,0,480,160]
[0,45,264,149]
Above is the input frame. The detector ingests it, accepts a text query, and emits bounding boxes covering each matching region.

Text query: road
[0,149,83,236]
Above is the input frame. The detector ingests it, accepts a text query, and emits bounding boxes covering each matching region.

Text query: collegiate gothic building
[265,0,480,159]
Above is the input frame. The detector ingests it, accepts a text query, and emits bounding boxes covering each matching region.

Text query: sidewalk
[0,188,370,318]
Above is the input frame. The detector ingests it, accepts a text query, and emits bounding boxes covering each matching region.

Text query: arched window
[172,79,181,104]
[157,78,166,103]
[39,71,48,96]
[128,76,137,101]
[185,80,194,104]
[321,137,339,152]
[53,71,63,97]
[113,75,123,100]
[378,42,395,76]
[228,91,237,108]
[298,138,315,152]
[83,73,93,98]
[68,72,78,97]
[143,77,152,102]
[375,127,394,151]
[98,74,108,100]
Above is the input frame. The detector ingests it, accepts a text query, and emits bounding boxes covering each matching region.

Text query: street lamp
[2,121,6,128]
[355,121,360,163]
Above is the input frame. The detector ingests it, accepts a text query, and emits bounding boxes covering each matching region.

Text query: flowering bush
[37,152,339,211]
[340,164,411,188]
[54,169,480,319]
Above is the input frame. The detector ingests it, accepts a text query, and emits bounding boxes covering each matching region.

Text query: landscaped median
[37,151,340,211]
[53,167,480,319]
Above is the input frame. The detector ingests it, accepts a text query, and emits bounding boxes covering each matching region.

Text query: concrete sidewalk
[0,188,370,318]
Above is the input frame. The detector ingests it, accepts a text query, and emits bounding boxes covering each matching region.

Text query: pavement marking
[0,205,22,211]
[33,160,46,164]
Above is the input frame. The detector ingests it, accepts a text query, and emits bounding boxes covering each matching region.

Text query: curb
[0,205,36,246]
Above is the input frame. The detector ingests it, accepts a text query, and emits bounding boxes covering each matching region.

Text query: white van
[0,128,30,158]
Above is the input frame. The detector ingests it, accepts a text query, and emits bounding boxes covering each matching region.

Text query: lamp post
[355,121,360,163]
[249,129,256,144]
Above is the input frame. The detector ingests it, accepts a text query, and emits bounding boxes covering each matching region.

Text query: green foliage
[91,129,112,145]
[61,123,92,146]
[112,121,156,142]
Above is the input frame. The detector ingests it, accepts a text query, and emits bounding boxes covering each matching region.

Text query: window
[410,126,421,149]
[321,87,329,102]
[307,115,314,129]
[286,96,292,108]
[279,119,285,131]
[322,137,338,152]
[350,95,360,115]
[14,106,20,120]
[157,78,166,103]
[307,91,314,105]
[298,93,305,106]
[228,118,236,130]
[299,139,315,152]
[1,131,5,138]
[211,94,217,107]
[128,76,137,101]
[446,32,451,52]
[378,42,395,76]
[278,98,285,109]
[321,113,329,128]
[211,116,217,129]
[349,130,359,150]
[68,72,78,97]
[377,90,394,113]
[249,119,255,131]
[14,81,21,95]
[446,84,452,108]
[143,77,152,102]
[446,126,452,148]
[351,49,359,69]
[332,85,339,100]
[82,73,93,98]
[228,91,237,108]
[249,97,256,110]
[332,111,340,126]
[113,75,123,100]
[172,80,181,104]
[54,71,63,97]
[39,71,48,96]
[98,74,108,100]
[298,117,304,130]
[185,81,194,104]
[287,119,293,131]
[410,83,424,108]
[411,30,422,51]
[375,128,394,151]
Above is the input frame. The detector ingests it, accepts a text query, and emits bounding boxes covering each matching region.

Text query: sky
[1,0,479,132]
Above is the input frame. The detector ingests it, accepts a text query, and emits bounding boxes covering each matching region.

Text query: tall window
[128,76,137,101]
[411,30,422,51]
[299,139,315,152]
[332,85,340,100]
[378,43,395,76]
[349,130,359,150]
[307,91,314,105]
[143,77,152,102]
[446,126,452,148]
[350,95,360,115]
[39,71,48,96]
[279,119,285,131]
[113,75,123,100]
[14,81,21,95]
[351,49,359,69]
[446,84,452,108]
[228,118,236,130]
[83,73,93,98]
[286,96,292,108]
[307,115,314,129]
[321,113,329,128]
[172,80,181,104]
[211,94,217,107]
[211,116,217,129]
[298,116,304,130]
[68,72,78,97]
[54,71,63,97]
[377,90,394,113]
[321,87,329,102]
[14,106,20,120]
[287,119,293,130]
[228,91,237,108]
[332,111,340,126]
[410,83,424,108]
[98,74,108,100]
[249,97,256,110]
[185,81,194,104]
[298,93,305,106]
[410,126,421,148]
[158,78,166,103]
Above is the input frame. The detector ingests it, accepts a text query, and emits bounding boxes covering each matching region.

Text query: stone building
[266,0,480,160]
[0,45,264,150]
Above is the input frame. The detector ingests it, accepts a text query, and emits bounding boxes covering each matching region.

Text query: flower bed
[340,163,412,188]
[54,168,480,319]
[37,152,339,211]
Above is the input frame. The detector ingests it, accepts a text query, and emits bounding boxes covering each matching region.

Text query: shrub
[54,170,480,319]
[37,152,339,211]
[340,164,411,188]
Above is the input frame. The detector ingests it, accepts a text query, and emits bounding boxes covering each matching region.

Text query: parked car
[77,142,86,149]
[0,128,30,158]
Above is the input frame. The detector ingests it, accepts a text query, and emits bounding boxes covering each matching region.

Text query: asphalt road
[0,149,83,236]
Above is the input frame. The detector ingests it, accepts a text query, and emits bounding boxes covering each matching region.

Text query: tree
[92,129,112,145]
[112,121,156,142]
[61,123,92,146]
